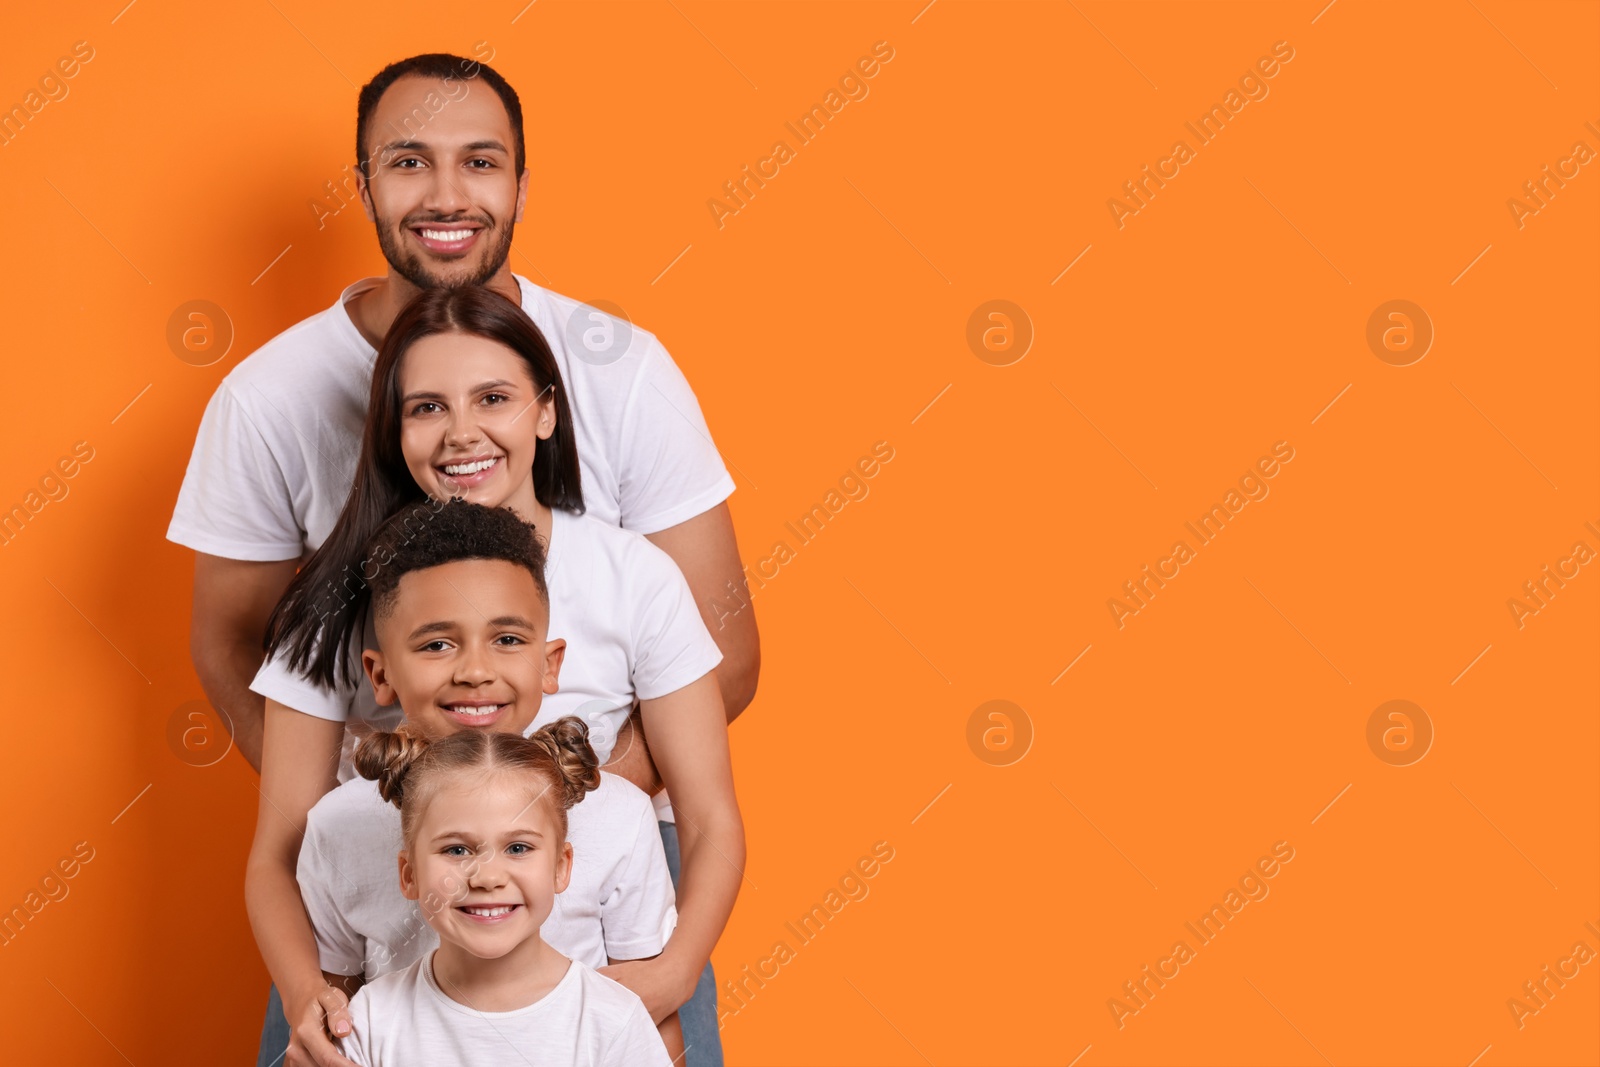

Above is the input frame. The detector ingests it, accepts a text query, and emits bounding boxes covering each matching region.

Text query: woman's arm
[244,700,358,1067]
[603,673,744,1020]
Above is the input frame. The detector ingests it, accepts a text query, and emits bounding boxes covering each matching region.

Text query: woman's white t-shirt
[340,954,670,1067]
[250,507,722,768]
[297,771,675,980]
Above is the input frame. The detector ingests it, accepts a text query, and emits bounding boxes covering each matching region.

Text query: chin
[463,941,521,961]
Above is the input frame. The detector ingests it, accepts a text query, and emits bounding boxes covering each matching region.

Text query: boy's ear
[398,850,419,902]
[364,648,398,707]
[514,167,529,224]
[541,637,565,696]
[554,841,573,894]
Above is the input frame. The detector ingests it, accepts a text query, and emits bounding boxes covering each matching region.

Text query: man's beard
[375,214,517,291]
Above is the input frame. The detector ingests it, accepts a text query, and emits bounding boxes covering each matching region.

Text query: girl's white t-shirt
[297,770,676,980]
[250,507,722,769]
[340,954,670,1067]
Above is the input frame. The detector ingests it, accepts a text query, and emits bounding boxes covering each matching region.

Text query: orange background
[0,1,1596,1063]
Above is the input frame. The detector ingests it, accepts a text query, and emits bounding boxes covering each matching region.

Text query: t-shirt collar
[334,275,539,364]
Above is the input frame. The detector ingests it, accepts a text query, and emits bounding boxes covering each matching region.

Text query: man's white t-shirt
[168,273,734,556]
[298,771,675,980]
[249,507,720,779]
[340,954,670,1067]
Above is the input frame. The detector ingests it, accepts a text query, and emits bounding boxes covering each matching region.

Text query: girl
[340,723,671,1066]
[246,288,743,1066]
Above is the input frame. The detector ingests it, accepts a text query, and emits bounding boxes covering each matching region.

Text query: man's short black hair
[355,53,526,178]
[364,499,548,619]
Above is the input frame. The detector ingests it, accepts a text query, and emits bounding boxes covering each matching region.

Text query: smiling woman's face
[397,331,554,510]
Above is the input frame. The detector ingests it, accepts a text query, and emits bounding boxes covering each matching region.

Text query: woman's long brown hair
[262,286,583,689]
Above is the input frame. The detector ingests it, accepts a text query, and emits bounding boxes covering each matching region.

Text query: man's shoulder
[516,277,666,366]
[218,290,371,398]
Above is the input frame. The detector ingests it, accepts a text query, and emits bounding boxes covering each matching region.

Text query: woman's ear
[364,648,398,707]
[534,387,557,442]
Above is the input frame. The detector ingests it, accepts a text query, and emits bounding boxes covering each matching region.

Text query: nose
[453,640,495,686]
[443,408,483,450]
[466,850,508,891]
[422,168,471,218]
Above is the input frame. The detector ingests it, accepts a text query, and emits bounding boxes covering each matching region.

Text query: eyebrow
[401,380,521,404]
[406,620,458,641]
[378,139,509,157]
[430,828,546,844]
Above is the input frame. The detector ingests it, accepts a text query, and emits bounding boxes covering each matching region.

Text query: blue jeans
[254,828,724,1067]
[660,820,724,1067]
[257,984,289,1066]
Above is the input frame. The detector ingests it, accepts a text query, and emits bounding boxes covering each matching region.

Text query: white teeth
[421,228,474,241]
[443,458,497,475]
[448,705,502,716]
[463,905,514,917]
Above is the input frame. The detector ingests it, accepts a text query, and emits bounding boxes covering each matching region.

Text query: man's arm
[190,553,301,772]
[644,503,759,721]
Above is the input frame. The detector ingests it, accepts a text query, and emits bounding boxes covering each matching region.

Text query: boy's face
[399,772,572,959]
[363,558,562,739]
[357,75,528,290]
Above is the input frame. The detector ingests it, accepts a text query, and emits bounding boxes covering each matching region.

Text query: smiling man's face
[358,74,527,289]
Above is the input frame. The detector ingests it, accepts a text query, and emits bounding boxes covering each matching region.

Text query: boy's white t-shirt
[340,954,670,1067]
[250,507,722,782]
[167,274,735,558]
[298,771,675,980]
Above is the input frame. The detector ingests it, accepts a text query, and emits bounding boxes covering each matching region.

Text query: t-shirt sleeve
[627,539,723,702]
[607,998,674,1067]
[297,805,368,976]
[251,645,356,723]
[614,338,736,535]
[599,786,679,961]
[336,986,374,1066]
[167,381,306,561]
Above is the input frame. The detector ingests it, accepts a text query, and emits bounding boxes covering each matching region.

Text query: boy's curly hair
[365,498,548,619]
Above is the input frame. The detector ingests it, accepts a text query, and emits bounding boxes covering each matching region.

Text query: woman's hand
[286,986,357,1067]
[600,956,697,1024]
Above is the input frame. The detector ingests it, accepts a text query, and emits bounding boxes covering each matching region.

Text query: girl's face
[398,332,555,512]
[399,771,572,960]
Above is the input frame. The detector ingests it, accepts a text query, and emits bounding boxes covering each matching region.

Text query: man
[169,53,751,1067]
